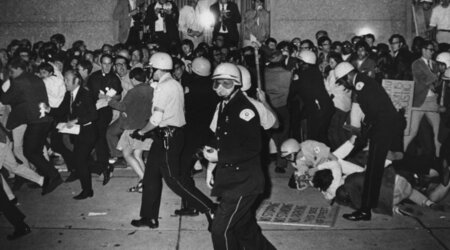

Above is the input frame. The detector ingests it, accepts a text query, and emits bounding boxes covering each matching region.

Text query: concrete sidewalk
[1,165,449,250]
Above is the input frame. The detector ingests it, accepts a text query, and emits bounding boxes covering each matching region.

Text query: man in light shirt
[430,0,450,43]
[179,0,205,48]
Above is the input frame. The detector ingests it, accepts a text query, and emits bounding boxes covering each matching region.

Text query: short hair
[65,69,83,85]
[37,62,54,75]
[328,51,343,64]
[50,33,66,45]
[115,55,130,66]
[72,40,85,50]
[276,41,293,53]
[8,57,27,71]
[318,36,332,47]
[172,57,184,68]
[181,39,194,52]
[129,67,146,83]
[351,36,362,44]
[265,37,277,46]
[420,40,434,50]
[311,169,333,192]
[315,30,329,40]
[364,33,375,41]
[100,54,113,63]
[389,34,406,45]
[78,59,93,74]
[355,41,370,52]
[300,39,315,49]
[331,41,343,51]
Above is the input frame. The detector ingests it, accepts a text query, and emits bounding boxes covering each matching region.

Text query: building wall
[0,0,411,50]
[0,0,118,50]
[269,0,410,44]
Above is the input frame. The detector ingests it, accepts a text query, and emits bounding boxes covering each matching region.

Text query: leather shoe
[7,223,31,240]
[73,190,94,200]
[131,218,159,229]
[343,210,371,221]
[42,175,63,196]
[174,207,199,216]
[102,165,114,186]
[65,172,79,183]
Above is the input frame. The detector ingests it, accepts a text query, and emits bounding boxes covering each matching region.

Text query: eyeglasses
[115,63,126,67]
[424,47,435,52]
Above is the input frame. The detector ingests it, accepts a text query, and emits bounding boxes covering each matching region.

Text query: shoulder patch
[239,109,255,122]
[355,82,365,91]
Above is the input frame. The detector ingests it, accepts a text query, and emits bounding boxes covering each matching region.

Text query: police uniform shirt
[352,73,397,126]
[152,73,186,127]
[210,95,275,131]
[209,91,264,198]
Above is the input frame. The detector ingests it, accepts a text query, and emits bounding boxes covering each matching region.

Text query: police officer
[130,52,215,229]
[334,62,402,221]
[176,57,219,216]
[203,63,276,250]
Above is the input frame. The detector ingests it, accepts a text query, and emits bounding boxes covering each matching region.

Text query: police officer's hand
[130,129,145,141]
[203,146,218,163]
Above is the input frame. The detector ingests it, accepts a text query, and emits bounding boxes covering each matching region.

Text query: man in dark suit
[52,70,98,199]
[404,40,441,158]
[144,0,180,47]
[0,176,31,240]
[87,54,122,185]
[1,58,62,195]
[210,0,242,47]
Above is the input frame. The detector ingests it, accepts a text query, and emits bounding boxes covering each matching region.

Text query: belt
[156,126,182,138]
[438,29,450,32]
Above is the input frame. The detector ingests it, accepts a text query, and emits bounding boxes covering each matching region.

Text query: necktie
[70,92,74,114]
[428,60,432,70]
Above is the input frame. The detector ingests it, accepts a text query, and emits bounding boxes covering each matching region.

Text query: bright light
[200,11,215,29]
[357,27,375,36]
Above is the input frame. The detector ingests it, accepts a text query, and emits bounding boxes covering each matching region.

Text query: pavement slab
[0,167,449,250]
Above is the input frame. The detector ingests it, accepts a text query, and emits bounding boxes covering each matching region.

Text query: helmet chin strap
[221,86,240,101]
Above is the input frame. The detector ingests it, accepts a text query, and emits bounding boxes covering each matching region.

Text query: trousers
[140,128,215,219]
[211,195,276,250]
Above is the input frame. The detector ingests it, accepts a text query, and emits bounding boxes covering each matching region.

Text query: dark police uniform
[52,86,98,192]
[352,73,401,211]
[209,90,275,250]
[140,73,215,221]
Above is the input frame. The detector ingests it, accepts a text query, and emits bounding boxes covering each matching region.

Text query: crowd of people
[1,0,450,249]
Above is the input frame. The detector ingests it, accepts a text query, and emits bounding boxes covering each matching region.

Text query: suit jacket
[144,1,179,41]
[210,1,241,44]
[411,58,439,107]
[392,48,413,80]
[0,72,52,130]
[52,87,98,127]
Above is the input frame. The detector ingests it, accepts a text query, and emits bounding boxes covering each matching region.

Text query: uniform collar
[158,72,173,83]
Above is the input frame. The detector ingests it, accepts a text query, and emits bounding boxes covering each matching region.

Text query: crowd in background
[1,0,450,243]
